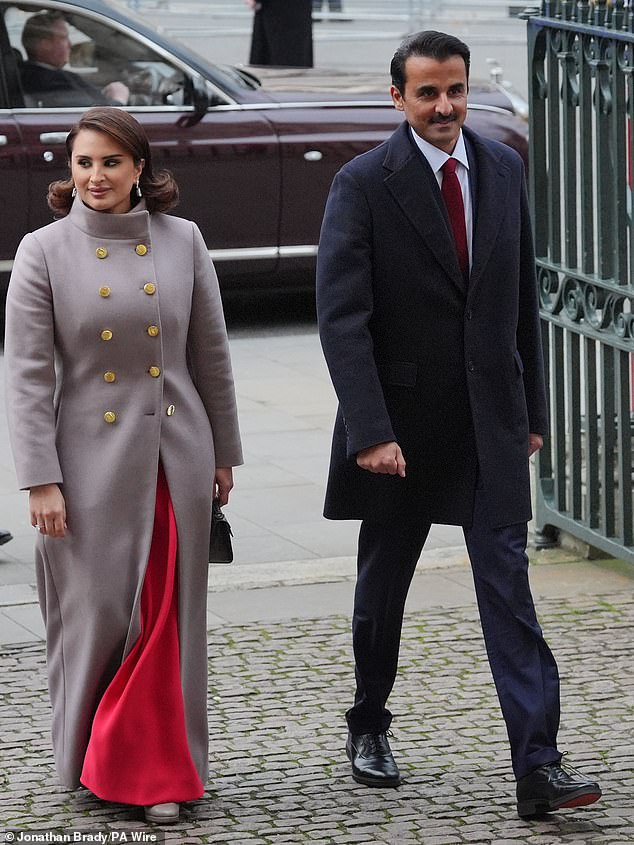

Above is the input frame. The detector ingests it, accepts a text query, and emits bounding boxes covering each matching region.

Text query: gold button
[99,286,111,298]
[148,366,161,378]
[143,283,156,295]
[103,371,116,383]
[147,325,160,337]
[100,329,113,341]
[135,244,148,256]
[96,247,108,259]
[104,411,117,424]
[166,404,175,417]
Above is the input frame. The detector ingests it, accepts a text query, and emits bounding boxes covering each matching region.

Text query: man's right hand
[356,442,406,477]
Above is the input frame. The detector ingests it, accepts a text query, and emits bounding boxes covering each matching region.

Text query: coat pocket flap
[379,361,418,388]
[513,350,524,375]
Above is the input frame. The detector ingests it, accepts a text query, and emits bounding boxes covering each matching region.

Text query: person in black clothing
[21,12,128,108]
[316,29,602,818]
[245,0,313,68]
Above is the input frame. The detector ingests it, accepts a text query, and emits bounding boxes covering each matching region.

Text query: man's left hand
[528,433,543,457]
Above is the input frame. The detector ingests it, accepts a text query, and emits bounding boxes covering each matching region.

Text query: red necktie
[441,158,469,278]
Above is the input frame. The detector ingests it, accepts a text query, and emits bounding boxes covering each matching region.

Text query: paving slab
[0,336,547,574]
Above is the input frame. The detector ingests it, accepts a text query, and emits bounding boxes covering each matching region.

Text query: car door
[0,114,27,274]
[0,13,28,275]
[270,102,400,251]
[3,1,281,280]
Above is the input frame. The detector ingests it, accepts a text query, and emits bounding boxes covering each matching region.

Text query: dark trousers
[346,487,562,780]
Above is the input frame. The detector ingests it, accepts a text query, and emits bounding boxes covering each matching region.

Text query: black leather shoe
[517,759,602,817]
[0,530,12,546]
[346,730,401,787]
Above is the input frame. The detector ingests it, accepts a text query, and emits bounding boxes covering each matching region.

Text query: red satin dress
[81,464,204,805]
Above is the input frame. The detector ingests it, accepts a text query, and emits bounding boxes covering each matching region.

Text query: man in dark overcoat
[246,0,313,68]
[316,30,602,817]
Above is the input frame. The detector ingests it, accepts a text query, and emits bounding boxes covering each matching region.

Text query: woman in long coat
[4,108,242,824]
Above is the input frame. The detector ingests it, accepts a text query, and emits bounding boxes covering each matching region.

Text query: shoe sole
[351,770,401,788]
[144,815,179,825]
[517,788,602,818]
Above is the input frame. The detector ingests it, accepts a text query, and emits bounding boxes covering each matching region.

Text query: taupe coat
[5,199,243,789]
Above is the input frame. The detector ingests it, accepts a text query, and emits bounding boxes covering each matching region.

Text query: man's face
[36,20,71,68]
[390,54,468,154]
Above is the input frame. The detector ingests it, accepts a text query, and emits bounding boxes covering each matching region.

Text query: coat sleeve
[316,166,396,458]
[186,222,243,468]
[4,233,63,489]
[516,176,549,436]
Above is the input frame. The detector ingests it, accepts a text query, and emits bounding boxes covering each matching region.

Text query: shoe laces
[364,729,394,756]
[549,753,589,782]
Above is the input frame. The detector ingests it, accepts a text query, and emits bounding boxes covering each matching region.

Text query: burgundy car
[0,0,529,333]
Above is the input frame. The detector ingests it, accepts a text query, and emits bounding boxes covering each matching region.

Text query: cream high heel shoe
[144,802,179,824]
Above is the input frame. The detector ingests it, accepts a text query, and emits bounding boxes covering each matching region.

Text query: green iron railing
[529,0,634,561]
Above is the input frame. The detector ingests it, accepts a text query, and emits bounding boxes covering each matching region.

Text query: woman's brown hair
[47,107,179,215]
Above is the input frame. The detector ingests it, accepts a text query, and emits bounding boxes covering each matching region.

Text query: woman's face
[70,129,144,215]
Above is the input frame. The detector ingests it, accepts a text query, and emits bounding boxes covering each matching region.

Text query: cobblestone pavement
[2,592,633,845]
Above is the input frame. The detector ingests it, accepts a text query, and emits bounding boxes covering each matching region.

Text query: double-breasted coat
[316,122,548,528]
[5,198,243,789]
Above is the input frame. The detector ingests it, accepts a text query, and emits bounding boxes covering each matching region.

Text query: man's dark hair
[390,30,470,93]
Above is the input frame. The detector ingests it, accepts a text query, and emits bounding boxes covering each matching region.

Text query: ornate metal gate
[529,0,634,562]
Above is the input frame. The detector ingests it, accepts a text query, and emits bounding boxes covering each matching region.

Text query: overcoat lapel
[383,122,466,294]
[464,126,511,298]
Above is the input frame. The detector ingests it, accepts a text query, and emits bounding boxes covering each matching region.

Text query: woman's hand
[214,468,234,506]
[30,484,67,538]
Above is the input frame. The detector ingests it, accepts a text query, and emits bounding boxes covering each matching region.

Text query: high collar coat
[4,199,243,789]
[316,121,548,528]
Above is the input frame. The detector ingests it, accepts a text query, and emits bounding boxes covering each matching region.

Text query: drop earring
[71,186,77,198]
[135,179,142,197]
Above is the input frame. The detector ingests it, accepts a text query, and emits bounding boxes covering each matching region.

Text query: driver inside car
[20,11,129,107]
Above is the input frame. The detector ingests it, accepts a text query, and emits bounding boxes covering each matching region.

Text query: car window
[4,4,191,108]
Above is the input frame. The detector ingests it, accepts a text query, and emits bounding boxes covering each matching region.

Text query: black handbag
[209,499,233,564]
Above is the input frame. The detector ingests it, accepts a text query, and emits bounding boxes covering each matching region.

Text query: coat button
[103,410,117,424]
[135,244,148,256]
[166,404,175,417]
[143,283,156,295]
[147,325,160,337]
[467,360,475,372]
[96,247,108,259]
[466,309,472,320]
[148,366,161,378]
[100,329,113,341]
[99,286,111,298]
[103,371,116,383]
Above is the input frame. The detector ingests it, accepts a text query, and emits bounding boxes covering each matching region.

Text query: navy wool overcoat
[316,121,548,528]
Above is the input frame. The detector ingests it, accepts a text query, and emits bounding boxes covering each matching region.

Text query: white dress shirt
[410,127,473,271]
